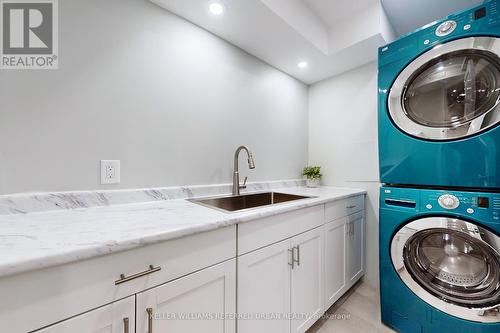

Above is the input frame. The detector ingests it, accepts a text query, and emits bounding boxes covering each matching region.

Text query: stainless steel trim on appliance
[391,217,500,323]
[388,37,500,140]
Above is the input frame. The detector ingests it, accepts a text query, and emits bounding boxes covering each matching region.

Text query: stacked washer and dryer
[378,1,500,332]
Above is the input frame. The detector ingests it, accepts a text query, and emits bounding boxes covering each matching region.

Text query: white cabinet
[238,227,323,333]
[347,211,364,286]
[6,195,365,333]
[324,209,365,310]
[37,296,135,333]
[136,259,236,333]
[2,225,236,333]
[290,227,324,333]
[323,217,347,309]
[238,239,291,333]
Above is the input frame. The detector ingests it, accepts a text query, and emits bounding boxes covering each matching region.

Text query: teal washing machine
[378,0,500,189]
[380,186,500,332]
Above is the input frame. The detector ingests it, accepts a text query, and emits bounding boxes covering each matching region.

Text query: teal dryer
[378,0,500,189]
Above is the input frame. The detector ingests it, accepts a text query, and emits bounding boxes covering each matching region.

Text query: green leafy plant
[302,166,322,180]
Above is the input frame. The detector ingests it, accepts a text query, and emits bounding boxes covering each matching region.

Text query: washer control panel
[381,187,500,223]
[419,189,500,222]
[435,20,457,36]
[438,194,460,209]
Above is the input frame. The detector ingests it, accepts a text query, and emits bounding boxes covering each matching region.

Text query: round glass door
[388,37,500,140]
[404,228,500,308]
[391,217,500,322]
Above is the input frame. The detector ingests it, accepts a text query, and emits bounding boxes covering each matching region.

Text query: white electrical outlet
[101,160,120,184]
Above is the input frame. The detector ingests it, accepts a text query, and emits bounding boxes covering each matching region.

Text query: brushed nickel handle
[115,265,161,285]
[346,205,356,209]
[147,308,153,333]
[123,317,129,333]
[293,245,300,266]
[239,176,248,190]
[288,248,294,269]
[346,222,351,235]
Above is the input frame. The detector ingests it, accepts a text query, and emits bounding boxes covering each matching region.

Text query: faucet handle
[240,176,248,189]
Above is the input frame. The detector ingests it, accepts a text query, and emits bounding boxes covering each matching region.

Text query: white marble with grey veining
[0,179,305,215]
[0,185,366,278]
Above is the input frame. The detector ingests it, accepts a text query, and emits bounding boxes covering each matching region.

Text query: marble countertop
[0,186,366,278]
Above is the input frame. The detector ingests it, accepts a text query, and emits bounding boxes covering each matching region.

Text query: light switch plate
[101,160,120,184]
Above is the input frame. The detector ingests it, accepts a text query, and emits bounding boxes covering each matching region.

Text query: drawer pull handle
[346,205,356,209]
[147,308,154,333]
[123,317,129,333]
[288,248,295,269]
[115,265,161,285]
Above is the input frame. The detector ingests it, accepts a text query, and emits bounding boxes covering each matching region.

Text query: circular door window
[404,228,500,308]
[391,217,500,322]
[388,37,500,140]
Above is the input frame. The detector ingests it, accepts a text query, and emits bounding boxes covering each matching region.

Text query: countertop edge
[0,188,367,278]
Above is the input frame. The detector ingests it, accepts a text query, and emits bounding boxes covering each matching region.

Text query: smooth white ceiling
[303,0,379,27]
[151,0,392,84]
[382,0,484,36]
[151,0,484,84]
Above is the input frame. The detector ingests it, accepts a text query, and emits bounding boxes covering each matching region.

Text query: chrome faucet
[232,146,255,196]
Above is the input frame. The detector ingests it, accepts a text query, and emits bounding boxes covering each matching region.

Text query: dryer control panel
[378,0,500,67]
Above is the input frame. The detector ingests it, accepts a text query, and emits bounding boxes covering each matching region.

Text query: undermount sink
[189,192,314,212]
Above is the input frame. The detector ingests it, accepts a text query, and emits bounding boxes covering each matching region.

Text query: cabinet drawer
[325,195,364,222]
[238,205,324,255]
[0,225,236,333]
[35,296,135,333]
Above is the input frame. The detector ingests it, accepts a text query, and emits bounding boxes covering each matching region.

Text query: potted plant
[302,166,322,188]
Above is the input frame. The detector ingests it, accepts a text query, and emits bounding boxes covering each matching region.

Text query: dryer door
[388,37,500,140]
[391,217,500,322]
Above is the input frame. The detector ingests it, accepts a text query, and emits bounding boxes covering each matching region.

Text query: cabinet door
[238,239,291,333]
[36,296,135,333]
[347,212,365,286]
[290,227,324,333]
[324,217,347,310]
[136,259,236,333]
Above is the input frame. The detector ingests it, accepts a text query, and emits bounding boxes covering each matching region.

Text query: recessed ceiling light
[297,61,308,68]
[209,2,225,15]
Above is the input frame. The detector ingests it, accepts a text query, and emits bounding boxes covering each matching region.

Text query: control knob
[435,20,457,36]
[438,194,460,210]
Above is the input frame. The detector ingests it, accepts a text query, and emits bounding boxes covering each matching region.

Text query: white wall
[308,62,380,287]
[0,0,308,194]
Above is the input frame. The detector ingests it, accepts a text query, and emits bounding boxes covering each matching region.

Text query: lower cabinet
[290,227,324,333]
[238,227,324,333]
[36,260,236,333]
[136,259,236,333]
[37,296,135,333]
[324,217,347,309]
[324,211,365,310]
[347,211,364,285]
[27,198,365,333]
[238,239,291,333]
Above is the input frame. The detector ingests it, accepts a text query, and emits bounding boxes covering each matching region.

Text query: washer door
[391,217,500,322]
[388,37,500,140]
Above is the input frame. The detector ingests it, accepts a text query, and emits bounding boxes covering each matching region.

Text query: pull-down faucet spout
[232,146,255,196]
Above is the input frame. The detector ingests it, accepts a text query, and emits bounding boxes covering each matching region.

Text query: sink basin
[189,192,314,212]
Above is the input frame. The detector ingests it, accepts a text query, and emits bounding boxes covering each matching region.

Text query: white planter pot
[306,178,321,188]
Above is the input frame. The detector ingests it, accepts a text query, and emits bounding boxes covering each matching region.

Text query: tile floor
[308,281,397,333]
